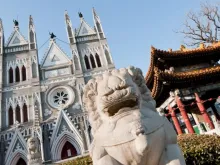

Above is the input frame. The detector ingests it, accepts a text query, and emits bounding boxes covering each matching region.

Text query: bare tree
[178,2,220,46]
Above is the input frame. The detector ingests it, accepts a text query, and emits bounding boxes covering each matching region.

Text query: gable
[5,130,27,162]
[6,30,28,47]
[77,20,96,36]
[41,42,71,67]
[57,117,71,137]
[50,110,82,147]
[13,139,25,152]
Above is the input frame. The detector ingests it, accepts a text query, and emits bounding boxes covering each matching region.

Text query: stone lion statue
[83,66,186,165]
[27,137,42,165]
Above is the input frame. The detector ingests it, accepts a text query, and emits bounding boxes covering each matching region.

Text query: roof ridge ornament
[13,19,19,30]
[49,32,56,42]
[78,12,83,18]
[13,19,19,26]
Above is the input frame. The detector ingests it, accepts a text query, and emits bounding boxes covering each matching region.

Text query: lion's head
[83,66,155,135]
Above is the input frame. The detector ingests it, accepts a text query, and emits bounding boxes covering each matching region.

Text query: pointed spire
[64,10,70,21]
[29,15,34,28]
[0,18,3,54]
[92,8,105,38]
[29,15,37,49]
[64,10,75,44]
[0,18,3,33]
[92,7,100,22]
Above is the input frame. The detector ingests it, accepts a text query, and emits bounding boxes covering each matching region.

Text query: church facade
[0,9,114,165]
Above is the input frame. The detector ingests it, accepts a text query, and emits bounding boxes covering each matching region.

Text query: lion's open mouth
[105,97,138,116]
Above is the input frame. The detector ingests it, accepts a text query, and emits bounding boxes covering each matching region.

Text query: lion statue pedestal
[27,137,42,165]
[83,66,186,165]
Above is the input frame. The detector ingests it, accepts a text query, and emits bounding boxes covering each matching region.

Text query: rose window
[53,91,69,105]
[47,86,75,109]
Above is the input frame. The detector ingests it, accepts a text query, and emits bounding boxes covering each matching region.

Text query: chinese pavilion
[145,42,220,135]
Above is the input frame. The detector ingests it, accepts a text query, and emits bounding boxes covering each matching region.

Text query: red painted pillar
[175,96,195,134]
[194,93,215,129]
[168,105,183,135]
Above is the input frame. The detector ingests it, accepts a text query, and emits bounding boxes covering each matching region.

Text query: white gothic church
[0,8,115,165]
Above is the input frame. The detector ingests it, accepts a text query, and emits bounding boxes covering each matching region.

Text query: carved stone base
[28,159,42,165]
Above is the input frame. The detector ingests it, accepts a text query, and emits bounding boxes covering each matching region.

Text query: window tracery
[84,55,91,70]
[47,86,75,109]
[90,54,96,68]
[95,53,102,67]
[9,106,13,126]
[22,65,26,81]
[23,103,28,122]
[15,66,20,82]
[9,67,14,83]
[16,105,21,123]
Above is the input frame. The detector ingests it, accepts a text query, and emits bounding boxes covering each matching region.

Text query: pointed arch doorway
[61,141,77,160]
[16,158,26,165]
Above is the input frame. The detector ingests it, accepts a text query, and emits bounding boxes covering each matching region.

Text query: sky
[0,0,218,74]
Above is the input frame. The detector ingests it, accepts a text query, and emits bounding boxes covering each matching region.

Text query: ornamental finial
[78,12,83,18]
[49,32,56,39]
[13,19,19,26]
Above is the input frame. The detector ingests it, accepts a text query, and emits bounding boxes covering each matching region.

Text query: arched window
[61,141,77,160]
[23,103,28,122]
[95,53,102,67]
[74,55,80,70]
[15,66,20,82]
[32,62,37,78]
[9,106,13,126]
[22,65,26,81]
[16,105,21,123]
[9,67,14,83]
[16,158,26,165]
[90,54,96,68]
[105,49,112,64]
[84,55,91,70]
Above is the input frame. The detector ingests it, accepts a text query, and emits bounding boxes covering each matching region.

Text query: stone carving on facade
[72,102,81,110]
[83,66,186,165]
[27,137,42,165]
[68,79,76,87]
[44,109,52,117]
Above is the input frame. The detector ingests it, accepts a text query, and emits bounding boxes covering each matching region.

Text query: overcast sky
[0,0,217,74]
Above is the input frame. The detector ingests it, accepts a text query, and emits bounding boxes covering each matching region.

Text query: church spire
[65,10,76,44]
[28,15,37,49]
[0,19,4,54]
[92,8,105,38]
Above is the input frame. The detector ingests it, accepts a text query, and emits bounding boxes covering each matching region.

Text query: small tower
[29,15,37,50]
[0,19,4,130]
[65,11,76,44]
[92,8,105,39]
[0,19,3,55]
[64,11,83,75]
